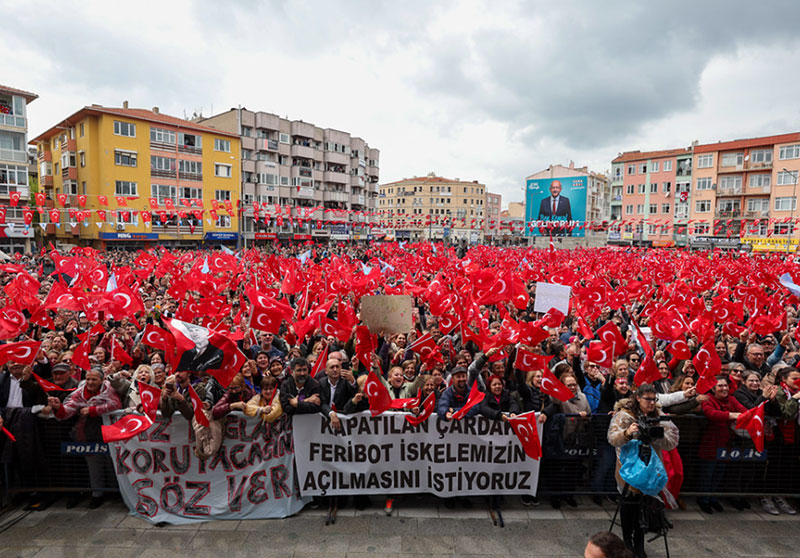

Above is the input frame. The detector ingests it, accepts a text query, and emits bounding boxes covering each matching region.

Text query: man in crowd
[279,357,321,415]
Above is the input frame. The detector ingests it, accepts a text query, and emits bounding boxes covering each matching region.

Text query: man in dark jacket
[319,357,356,431]
[279,357,321,416]
[437,366,481,420]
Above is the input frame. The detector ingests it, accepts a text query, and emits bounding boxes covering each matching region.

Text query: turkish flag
[668,338,692,359]
[405,391,436,426]
[98,195,108,206]
[97,209,107,221]
[587,340,615,368]
[438,313,460,335]
[49,209,60,224]
[247,288,294,333]
[10,191,21,206]
[451,380,486,420]
[30,305,55,330]
[115,196,128,207]
[595,322,627,356]
[736,402,766,452]
[35,192,45,206]
[365,370,392,416]
[149,198,158,209]
[109,336,133,365]
[693,340,721,393]
[650,307,685,341]
[408,333,437,360]
[508,411,542,460]
[102,414,153,443]
[71,337,92,371]
[57,193,67,206]
[23,208,33,225]
[187,383,210,427]
[320,317,351,343]
[540,367,574,402]
[355,325,377,369]
[32,372,76,393]
[0,307,27,339]
[576,316,594,339]
[514,347,553,372]
[77,194,87,207]
[137,380,161,422]
[310,344,328,379]
[0,340,41,366]
[538,307,565,328]
[633,353,661,386]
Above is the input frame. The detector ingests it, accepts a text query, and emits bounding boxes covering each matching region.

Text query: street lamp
[782,168,798,254]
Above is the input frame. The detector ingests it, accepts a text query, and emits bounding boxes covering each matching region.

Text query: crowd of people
[1,242,799,555]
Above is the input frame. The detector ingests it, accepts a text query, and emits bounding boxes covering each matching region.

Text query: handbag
[619,439,668,496]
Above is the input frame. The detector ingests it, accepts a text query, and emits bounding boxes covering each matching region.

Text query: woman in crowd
[762,367,800,515]
[479,374,520,421]
[662,375,706,415]
[244,375,283,423]
[653,361,673,394]
[607,383,679,558]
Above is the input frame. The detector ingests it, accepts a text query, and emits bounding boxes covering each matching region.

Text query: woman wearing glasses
[608,383,679,558]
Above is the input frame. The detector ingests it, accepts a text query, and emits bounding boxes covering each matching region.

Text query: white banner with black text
[293,411,541,496]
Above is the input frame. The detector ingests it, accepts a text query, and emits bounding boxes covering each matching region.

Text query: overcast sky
[4,0,800,207]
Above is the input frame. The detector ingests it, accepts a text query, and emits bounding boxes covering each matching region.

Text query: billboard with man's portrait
[524,177,587,237]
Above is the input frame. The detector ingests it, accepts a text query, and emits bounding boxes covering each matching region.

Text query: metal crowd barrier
[3,412,799,506]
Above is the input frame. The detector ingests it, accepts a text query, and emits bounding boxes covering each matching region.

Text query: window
[662,181,671,194]
[256,173,278,185]
[636,204,644,214]
[648,204,657,214]
[214,138,231,152]
[150,127,175,144]
[151,155,176,174]
[750,149,772,164]
[178,133,201,148]
[774,223,795,235]
[115,180,138,196]
[663,160,673,172]
[241,148,252,160]
[216,215,232,228]
[648,224,657,234]
[280,176,289,186]
[649,182,658,193]
[676,181,690,193]
[114,121,136,137]
[116,210,139,226]
[662,203,671,214]
[651,162,659,172]
[749,174,771,188]
[215,163,232,178]
[627,165,635,175]
[747,198,769,213]
[63,181,78,195]
[79,123,85,137]
[719,175,742,190]
[694,223,710,234]
[721,152,743,167]
[637,184,646,194]
[697,154,713,168]
[696,177,712,190]
[178,160,202,177]
[215,190,231,201]
[777,170,798,185]
[279,133,290,144]
[774,197,797,211]
[779,144,800,160]
[242,126,252,137]
[151,184,176,204]
[695,200,711,213]
[626,184,634,195]
[639,163,647,174]
[79,151,85,167]
[179,187,202,200]
[114,150,137,167]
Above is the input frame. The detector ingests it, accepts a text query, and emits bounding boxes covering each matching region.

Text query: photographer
[607,383,679,558]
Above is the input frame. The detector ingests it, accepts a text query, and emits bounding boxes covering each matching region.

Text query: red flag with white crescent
[451,380,485,420]
[0,340,41,366]
[365,370,392,416]
[32,372,77,393]
[508,411,542,460]
[540,366,574,402]
[736,401,765,452]
[187,383,210,427]
[405,391,436,426]
[101,414,153,443]
[513,347,553,372]
[137,380,161,422]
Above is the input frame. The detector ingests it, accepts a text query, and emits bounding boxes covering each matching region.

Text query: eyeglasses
[586,364,599,368]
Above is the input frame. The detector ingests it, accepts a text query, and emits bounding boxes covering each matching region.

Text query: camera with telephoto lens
[636,416,666,445]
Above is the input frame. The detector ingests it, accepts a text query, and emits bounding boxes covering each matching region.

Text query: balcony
[323,191,348,203]
[61,167,77,180]
[296,186,315,199]
[291,144,316,159]
[324,170,348,184]
[717,185,742,196]
[266,139,279,151]
[151,168,177,179]
[742,210,769,220]
[150,140,176,152]
[151,223,204,235]
[715,209,741,218]
[41,175,54,187]
[0,149,27,163]
[323,150,349,165]
[296,167,312,178]
[0,114,25,128]
[178,171,203,182]
[351,194,366,206]
[177,144,202,155]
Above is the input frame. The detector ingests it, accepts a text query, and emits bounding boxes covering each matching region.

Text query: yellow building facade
[31,104,241,249]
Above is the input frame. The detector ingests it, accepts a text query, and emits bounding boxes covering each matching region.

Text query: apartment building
[526,163,611,230]
[484,191,502,242]
[612,131,800,251]
[610,149,692,247]
[0,84,38,252]
[197,108,379,244]
[377,173,485,242]
[31,103,241,249]
[691,133,800,252]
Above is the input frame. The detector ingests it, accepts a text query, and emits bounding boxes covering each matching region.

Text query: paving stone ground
[1,494,797,557]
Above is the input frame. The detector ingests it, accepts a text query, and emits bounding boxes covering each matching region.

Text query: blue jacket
[437,384,481,420]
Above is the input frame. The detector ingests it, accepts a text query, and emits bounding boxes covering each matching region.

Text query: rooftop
[0,84,38,103]
[694,132,800,153]
[612,147,690,163]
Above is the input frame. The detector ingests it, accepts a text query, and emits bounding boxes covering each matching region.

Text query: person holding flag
[244,376,283,423]
[47,367,121,509]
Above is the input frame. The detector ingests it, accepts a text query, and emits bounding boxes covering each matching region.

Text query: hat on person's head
[269,356,284,366]
[51,363,71,374]
[450,366,468,377]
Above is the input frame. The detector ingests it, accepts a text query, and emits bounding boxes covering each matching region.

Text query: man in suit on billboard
[537,180,573,236]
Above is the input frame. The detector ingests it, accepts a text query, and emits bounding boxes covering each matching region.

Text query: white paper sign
[533,282,571,315]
